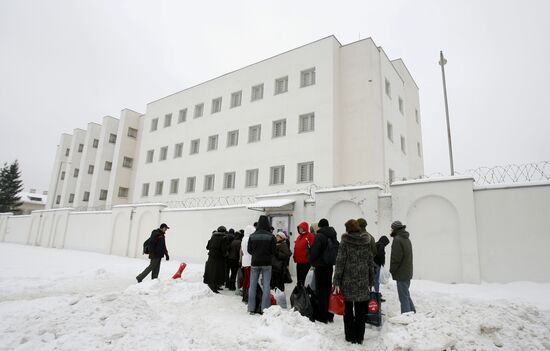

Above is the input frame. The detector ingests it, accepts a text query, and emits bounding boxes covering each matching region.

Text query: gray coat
[333,231,375,302]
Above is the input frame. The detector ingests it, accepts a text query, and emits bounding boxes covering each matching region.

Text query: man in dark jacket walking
[136,223,170,282]
[389,221,415,314]
[247,215,276,314]
[308,218,338,323]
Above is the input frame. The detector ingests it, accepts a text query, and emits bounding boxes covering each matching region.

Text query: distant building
[46,35,424,210]
[18,190,47,214]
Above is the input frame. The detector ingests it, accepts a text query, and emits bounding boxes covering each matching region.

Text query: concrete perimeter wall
[1,178,549,284]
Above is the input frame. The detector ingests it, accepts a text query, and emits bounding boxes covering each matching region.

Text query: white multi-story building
[46,35,424,210]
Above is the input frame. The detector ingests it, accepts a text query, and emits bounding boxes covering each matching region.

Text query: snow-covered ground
[1,243,549,351]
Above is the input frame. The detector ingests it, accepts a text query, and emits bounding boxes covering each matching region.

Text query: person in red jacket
[293,221,314,286]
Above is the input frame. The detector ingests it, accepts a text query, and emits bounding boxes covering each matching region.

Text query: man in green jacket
[389,221,416,314]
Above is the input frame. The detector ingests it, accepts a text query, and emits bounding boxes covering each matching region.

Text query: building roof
[19,192,48,205]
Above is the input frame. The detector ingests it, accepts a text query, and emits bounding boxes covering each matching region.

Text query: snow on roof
[247,198,295,211]
[18,192,47,204]
[390,176,474,187]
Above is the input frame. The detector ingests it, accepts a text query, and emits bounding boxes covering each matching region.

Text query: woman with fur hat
[333,219,375,345]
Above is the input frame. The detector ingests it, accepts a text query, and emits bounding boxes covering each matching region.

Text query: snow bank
[1,243,549,350]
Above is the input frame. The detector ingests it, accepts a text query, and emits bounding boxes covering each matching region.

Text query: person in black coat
[204,226,230,293]
[309,218,338,323]
[136,223,170,282]
[271,232,292,291]
[374,235,390,294]
[227,230,242,291]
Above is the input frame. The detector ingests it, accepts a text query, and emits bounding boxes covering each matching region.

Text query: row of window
[59,157,133,182]
[141,162,314,196]
[386,121,422,157]
[150,68,317,132]
[384,78,420,124]
[146,114,315,162]
[63,127,139,158]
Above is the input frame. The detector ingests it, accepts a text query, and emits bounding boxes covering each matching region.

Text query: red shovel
[172,263,187,279]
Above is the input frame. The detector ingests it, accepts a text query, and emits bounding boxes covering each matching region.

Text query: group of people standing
[136,216,415,345]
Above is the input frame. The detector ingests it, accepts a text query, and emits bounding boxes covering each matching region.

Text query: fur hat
[345,219,361,233]
[357,218,368,229]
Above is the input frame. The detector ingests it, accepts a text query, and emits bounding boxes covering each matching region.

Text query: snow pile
[1,243,550,350]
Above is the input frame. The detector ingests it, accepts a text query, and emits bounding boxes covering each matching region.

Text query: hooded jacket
[390,228,413,280]
[248,216,276,266]
[374,236,390,267]
[148,228,168,259]
[293,222,314,264]
[308,225,338,267]
[240,225,255,267]
[333,231,374,301]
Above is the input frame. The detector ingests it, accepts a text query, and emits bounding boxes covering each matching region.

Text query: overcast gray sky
[1,0,549,192]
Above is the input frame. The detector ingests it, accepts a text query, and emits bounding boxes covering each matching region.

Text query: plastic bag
[380,266,391,285]
[305,269,316,291]
[290,284,313,318]
[273,288,287,308]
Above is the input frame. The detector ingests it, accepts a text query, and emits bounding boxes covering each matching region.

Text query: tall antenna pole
[439,51,455,176]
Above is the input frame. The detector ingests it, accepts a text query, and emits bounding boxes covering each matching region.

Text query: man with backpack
[308,218,339,323]
[136,223,170,282]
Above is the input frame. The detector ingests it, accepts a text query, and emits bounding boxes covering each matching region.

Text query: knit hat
[257,215,271,231]
[276,231,287,240]
[357,218,368,229]
[217,226,227,233]
[318,218,329,228]
[391,221,405,230]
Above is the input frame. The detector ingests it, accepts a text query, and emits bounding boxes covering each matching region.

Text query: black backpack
[323,236,339,266]
[143,238,151,255]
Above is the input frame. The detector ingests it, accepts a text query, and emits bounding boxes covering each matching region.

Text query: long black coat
[203,232,229,286]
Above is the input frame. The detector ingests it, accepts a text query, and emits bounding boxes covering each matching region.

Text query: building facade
[46,35,423,210]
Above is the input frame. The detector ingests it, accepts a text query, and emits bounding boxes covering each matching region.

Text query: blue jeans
[374,264,381,293]
[248,266,272,313]
[396,280,416,314]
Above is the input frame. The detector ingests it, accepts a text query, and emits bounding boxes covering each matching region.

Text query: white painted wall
[474,183,550,282]
[64,211,113,254]
[73,123,102,209]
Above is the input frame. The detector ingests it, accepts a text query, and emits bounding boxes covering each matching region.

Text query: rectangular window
[230,91,242,108]
[297,161,314,183]
[99,189,108,201]
[211,97,222,114]
[170,178,179,194]
[109,133,117,144]
[385,78,392,99]
[300,67,316,87]
[92,139,99,148]
[299,113,315,133]
[186,177,196,193]
[164,113,172,127]
[251,84,264,101]
[401,136,406,154]
[178,108,187,123]
[245,169,259,188]
[68,193,74,204]
[60,171,65,180]
[399,97,404,115]
[65,148,70,156]
[155,181,163,195]
[204,174,215,191]
[274,76,288,95]
[387,122,393,142]
[128,127,138,138]
[190,139,200,154]
[78,144,84,152]
[142,183,150,197]
[194,103,204,118]
[88,165,94,174]
[248,124,261,143]
[207,135,218,151]
[159,146,168,161]
[73,168,79,177]
[270,165,285,185]
[415,109,420,124]
[272,119,286,138]
[174,143,183,158]
[123,156,133,168]
[104,161,112,171]
[56,195,61,205]
[151,118,159,131]
[417,142,422,157]
[389,168,395,183]
[118,187,128,198]
[227,130,239,147]
[83,191,90,202]
[223,172,236,189]
[146,150,154,163]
